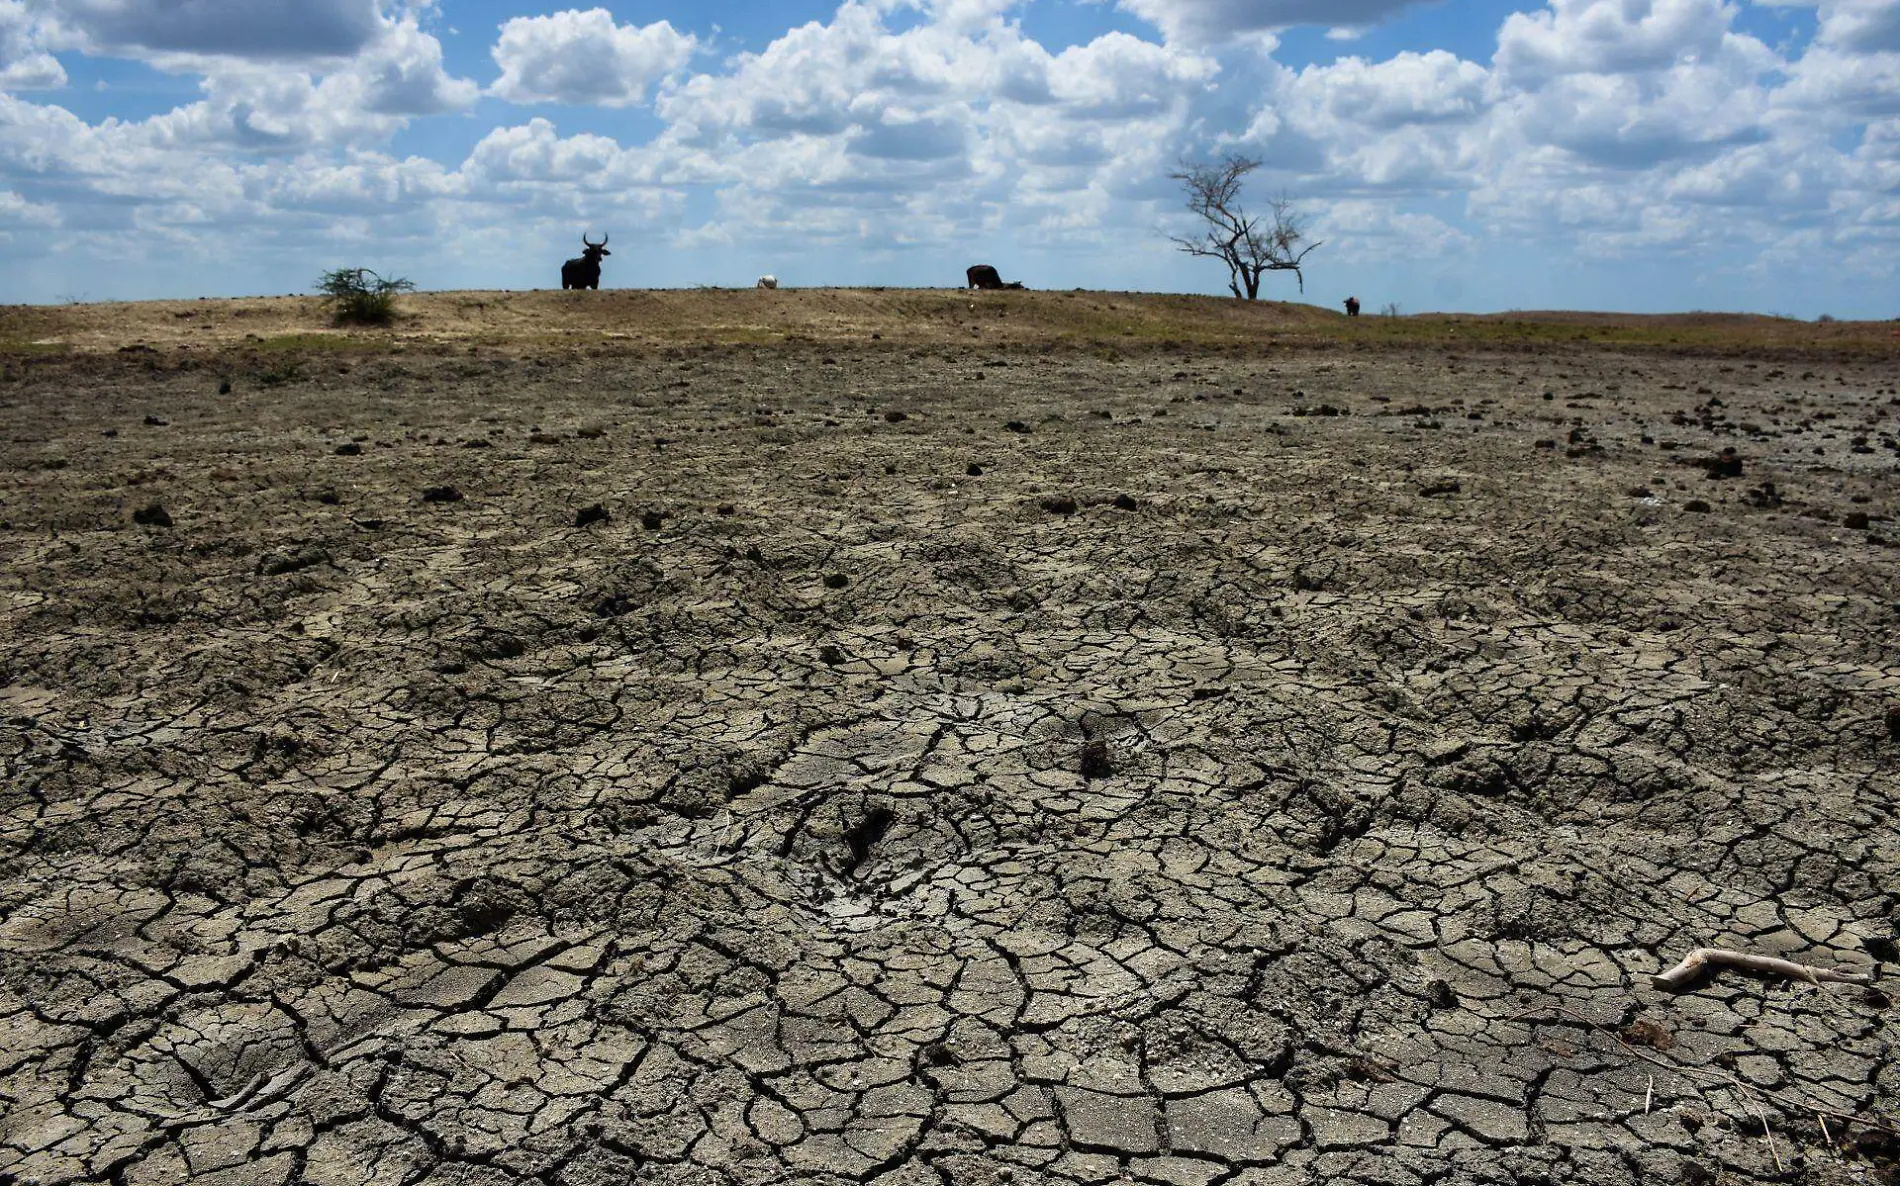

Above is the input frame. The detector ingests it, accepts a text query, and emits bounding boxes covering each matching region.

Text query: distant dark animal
[966,264,1024,291]
[562,233,610,290]
[1344,296,1360,317]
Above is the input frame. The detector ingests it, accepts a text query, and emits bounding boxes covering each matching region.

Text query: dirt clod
[575,504,610,528]
[1039,496,1078,515]
[131,502,172,527]
[421,485,463,503]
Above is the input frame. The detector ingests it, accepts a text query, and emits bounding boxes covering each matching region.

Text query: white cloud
[490,8,697,107]
[0,186,58,225]
[126,21,475,153]
[466,117,648,186]
[1319,199,1474,259]
[1776,45,1900,116]
[1,0,63,89]
[1281,51,1488,130]
[1494,0,1740,84]
[0,0,1895,314]
[1814,0,1900,53]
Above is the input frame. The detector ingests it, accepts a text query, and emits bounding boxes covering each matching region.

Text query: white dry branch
[1652,947,1876,990]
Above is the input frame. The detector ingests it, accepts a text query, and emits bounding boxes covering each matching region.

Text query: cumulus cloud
[0,0,1895,311]
[1812,0,1900,53]
[38,0,384,60]
[115,17,474,153]
[1117,0,1423,46]
[490,8,697,107]
[1280,51,1487,130]
[1319,199,1473,259]
[0,187,59,225]
[1,0,63,89]
[1493,0,1740,84]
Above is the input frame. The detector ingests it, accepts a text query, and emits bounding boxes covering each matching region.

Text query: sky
[0,0,1895,316]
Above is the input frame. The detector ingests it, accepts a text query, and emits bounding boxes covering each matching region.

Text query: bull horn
[582,232,605,247]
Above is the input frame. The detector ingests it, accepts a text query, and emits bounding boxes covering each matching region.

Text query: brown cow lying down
[966,264,1025,290]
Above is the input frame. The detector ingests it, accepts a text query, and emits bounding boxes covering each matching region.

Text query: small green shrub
[316,267,416,325]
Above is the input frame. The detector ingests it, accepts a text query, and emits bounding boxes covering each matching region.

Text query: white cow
[757,275,778,289]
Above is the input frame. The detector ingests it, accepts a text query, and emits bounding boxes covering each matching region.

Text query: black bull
[966,264,1024,290]
[562,236,610,290]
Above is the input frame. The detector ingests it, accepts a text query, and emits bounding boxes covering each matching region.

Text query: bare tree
[1169,155,1321,300]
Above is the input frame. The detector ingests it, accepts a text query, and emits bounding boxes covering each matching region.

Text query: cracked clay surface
[2,343,1898,1186]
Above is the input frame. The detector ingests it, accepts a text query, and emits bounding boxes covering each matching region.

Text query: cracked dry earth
[3,342,1899,1186]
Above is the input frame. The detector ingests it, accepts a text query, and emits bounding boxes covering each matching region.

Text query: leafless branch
[1168,155,1322,299]
[1653,947,1875,990]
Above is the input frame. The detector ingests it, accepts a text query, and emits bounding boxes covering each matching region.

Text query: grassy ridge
[3,287,1895,357]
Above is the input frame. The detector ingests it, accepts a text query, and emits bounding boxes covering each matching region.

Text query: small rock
[1419,480,1461,497]
[334,442,361,456]
[132,502,172,527]
[1039,496,1078,515]
[575,504,609,528]
[884,410,909,423]
[967,463,983,477]
[1112,493,1138,511]
[1004,420,1031,434]
[1683,499,1711,513]
[1885,704,1900,742]
[1697,448,1743,479]
[421,485,463,503]
[818,644,845,666]
[716,503,736,516]
[640,511,665,530]
[1080,739,1114,780]
[143,415,168,426]
[823,573,848,589]
[217,380,232,395]
[1844,511,1871,530]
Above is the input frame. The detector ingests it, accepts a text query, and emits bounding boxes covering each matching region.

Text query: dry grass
[2,287,1895,359]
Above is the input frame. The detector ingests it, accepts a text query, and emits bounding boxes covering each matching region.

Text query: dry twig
[1653,947,1874,990]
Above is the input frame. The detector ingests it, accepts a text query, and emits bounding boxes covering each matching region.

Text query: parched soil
[2,317,1899,1186]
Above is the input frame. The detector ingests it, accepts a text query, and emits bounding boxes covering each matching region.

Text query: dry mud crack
[2,342,1898,1186]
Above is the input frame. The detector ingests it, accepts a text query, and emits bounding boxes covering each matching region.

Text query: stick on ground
[1653,947,1874,990]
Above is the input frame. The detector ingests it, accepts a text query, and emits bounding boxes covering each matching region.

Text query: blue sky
[0,0,1893,316]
